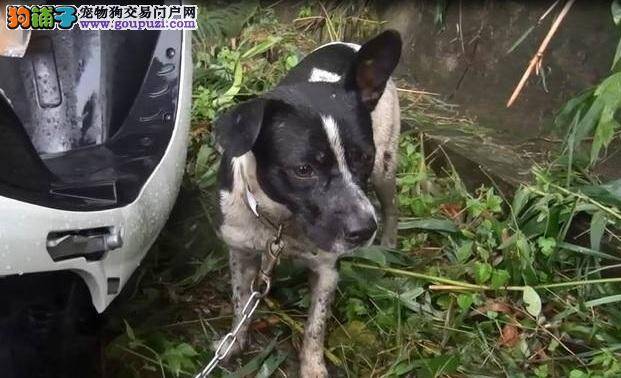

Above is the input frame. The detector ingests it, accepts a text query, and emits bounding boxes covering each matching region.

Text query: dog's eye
[293,164,314,178]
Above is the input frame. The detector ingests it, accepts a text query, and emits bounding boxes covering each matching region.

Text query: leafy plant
[194,1,259,49]
[556,1,621,166]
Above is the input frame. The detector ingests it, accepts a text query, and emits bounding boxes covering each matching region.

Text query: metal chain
[195,228,285,378]
[196,290,262,377]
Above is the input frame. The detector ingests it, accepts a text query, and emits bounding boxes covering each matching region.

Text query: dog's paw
[299,359,329,378]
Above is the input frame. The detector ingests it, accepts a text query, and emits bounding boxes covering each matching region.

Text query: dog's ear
[214,98,267,157]
[347,30,402,110]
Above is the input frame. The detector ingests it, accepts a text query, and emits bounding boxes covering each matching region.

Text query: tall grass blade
[589,211,607,251]
[585,294,621,307]
[558,241,621,261]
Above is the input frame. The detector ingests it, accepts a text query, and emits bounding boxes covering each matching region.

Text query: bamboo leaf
[124,320,136,341]
[573,98,604,149]
[355,246,387,266]
[241,36,282,59]
[591,108,620,163]
[554,89,594,131]
[256,350,289,378]
[398,217,459,233]
[511,187,531,217]
[612,37,621,71]
[613,0,621,25]
[558,241,621,261]
[578,179,621,208]
[588,72,621,163]
[214,59,243,107]
[590,211,607,251]
[585,294,621,307]
[195,144,215,178]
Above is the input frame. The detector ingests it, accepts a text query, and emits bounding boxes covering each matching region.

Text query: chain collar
[242,180,287,296]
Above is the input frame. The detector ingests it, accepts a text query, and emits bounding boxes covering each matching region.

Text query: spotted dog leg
[214,248,259,358]
[371,80,400,248]
[299,263,339,378]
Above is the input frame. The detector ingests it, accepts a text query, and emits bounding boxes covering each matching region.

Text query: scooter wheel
[0,271,102,378]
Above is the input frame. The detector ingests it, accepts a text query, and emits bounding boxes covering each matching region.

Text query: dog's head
[216,30,401,253]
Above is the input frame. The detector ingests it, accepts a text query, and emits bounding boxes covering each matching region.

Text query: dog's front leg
[373,170,398,248]
[216,248,259,358]
[299,263,338,378]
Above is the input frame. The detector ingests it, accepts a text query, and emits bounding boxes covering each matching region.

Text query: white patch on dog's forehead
[308,67,341,83]
[320,115,352,183]
[311,41,361,53]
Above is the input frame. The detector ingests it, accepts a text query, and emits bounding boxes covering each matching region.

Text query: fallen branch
[506,0,576,108]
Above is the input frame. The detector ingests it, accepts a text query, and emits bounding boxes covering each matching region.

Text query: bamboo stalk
[396,87,440,96]
[351,262,621,292]
[506,0,576,108]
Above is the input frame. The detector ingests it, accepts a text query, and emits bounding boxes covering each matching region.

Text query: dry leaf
[250,315,280,332]
[440,202,464,221]
[473,299,513,315]
[500,324,520,347]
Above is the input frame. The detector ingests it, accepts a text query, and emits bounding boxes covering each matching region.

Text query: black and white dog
[215,30,402,377]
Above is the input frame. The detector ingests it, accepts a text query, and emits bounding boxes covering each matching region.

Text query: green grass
[103,3,621,378]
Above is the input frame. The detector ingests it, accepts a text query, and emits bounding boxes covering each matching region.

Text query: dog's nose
[344,218,377,245]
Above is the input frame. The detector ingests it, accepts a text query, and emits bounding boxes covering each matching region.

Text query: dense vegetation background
[103,2,621,377]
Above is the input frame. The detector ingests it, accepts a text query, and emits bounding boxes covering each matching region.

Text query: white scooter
[0,26,192,377]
